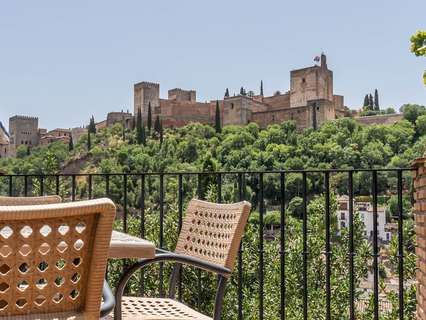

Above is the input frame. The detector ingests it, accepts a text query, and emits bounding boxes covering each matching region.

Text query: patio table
[109,230,156,259]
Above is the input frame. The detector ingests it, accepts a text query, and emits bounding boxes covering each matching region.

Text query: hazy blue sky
[0,0,425,130]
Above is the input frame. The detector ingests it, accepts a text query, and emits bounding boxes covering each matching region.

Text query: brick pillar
[414,156,426,319]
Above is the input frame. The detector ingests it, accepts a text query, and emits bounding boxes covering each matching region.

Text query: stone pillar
[414,156,426,319]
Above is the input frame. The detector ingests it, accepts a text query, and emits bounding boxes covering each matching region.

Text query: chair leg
[213,275,228,320]
[114,259,151,320]
[168,263,182,299]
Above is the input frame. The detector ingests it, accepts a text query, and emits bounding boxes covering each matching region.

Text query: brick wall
[414,156,426,319]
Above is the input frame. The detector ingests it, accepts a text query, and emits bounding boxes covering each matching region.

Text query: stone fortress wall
[133,54,349,130]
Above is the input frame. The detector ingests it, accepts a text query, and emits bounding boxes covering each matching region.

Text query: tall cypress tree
[215,100,221,133]
[260,80,264,96]
[363,94,369,108]
[87,130,91,150]
[369,94,374,110]
[154,115,161,134]
[122,116,126,141]
[147,102,152,134]
[136,108,144,145]
[68,135,74,151]
[89,116,96,134]
[224,88,230,98]
[159,120,164,145]
[240,87,245,95]
[374,89,379,110]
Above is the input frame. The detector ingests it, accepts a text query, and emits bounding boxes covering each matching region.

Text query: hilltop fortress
[2,54,403,159]
[134,54,348,130]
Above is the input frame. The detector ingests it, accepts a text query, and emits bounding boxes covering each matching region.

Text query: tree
[136,108,146,145]
[87,130,91,150]
[122,117,126,141]
[369,94,374,110]
[68,135,74,151]
[224,88,230,98]
[374,89,379,110]
[400,104,426,123]
[88,116,96,134]
[159,120,164,145]
[240,87,246,96]
[154,115,161,134]
[363,94,369,109]
[147,102,152,134]
[410,30,426,85]
[260,80,264,96]
[215,100,221,133]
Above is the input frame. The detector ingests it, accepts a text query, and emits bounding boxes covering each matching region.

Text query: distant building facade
[133,54,348,130]
[337,195,391,243]
[0,122,10,158]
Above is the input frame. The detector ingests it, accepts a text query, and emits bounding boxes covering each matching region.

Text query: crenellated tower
[134,81,160,116]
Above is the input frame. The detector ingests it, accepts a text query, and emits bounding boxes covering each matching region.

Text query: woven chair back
[175,199,251,273]
[0,198,115,318]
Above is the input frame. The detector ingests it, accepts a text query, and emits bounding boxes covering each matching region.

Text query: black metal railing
[0,168,417,320]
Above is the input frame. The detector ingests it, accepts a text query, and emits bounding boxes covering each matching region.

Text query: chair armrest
[154,249,232,276]
[100,280,115,318]
[114,252,231,320]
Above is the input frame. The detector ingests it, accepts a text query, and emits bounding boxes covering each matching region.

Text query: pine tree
[369,94,374,110]
[68,136,74,151]
[147,103,152,134]
[374,89,379,111]
[363,94,369,108]
[215,100,221,133]
[224,88,230,98]
[260,80,264,96]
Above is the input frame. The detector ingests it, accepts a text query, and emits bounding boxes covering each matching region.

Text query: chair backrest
[175,199,251,273]
[0,195,62,206]
[0,198,115,318]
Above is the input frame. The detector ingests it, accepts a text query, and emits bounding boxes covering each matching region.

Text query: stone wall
[106,112,134,129]
[158,100,213,128]
[355,114,404,126]
[252,105,310,129]
[223,96,267,126]
[262,93,291,110]
[168,88,196,102]
[413,157,426,319]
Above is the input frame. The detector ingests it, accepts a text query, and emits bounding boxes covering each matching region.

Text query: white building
[337,195,391,242]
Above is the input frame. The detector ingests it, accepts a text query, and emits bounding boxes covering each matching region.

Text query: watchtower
[134,82,160,116]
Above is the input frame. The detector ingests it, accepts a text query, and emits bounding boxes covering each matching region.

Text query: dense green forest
[0,104,425,319]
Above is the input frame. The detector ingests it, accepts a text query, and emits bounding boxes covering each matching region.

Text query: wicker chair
[0,195,62,206]
[0,198,116,319]
[114,199,251,320]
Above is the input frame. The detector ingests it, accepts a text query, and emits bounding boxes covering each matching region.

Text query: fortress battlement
[10,115,38,121]
[134,81,160,89]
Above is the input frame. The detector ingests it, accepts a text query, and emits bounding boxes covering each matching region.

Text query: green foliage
[1,114,423,319]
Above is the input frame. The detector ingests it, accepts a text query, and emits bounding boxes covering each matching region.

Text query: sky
[0,0,425,130]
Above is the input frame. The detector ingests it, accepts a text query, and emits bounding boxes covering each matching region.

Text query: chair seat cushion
[117,297,212,320]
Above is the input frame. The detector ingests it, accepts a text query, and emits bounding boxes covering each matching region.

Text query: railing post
[413,157,426,320]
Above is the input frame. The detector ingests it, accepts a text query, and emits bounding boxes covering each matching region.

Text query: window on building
[340,221,346,228]
[231,103,234,109]
[340,212,345,220]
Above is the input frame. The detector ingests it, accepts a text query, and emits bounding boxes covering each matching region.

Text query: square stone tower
[9,115,39,149]
[290,54,333,108]
[134,82,160,116]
